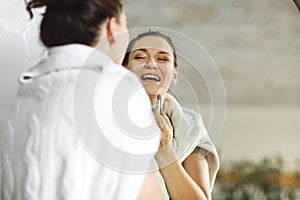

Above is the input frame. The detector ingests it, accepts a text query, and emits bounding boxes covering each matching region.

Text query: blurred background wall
[1,0,299,173]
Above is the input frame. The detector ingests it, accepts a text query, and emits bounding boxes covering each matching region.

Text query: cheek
[161,68,175,81]
[123,31,129,46]
[127,64,141,75]
[127,61,143,71]
[127,63,136,71]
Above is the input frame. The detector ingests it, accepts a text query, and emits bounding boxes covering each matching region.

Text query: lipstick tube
[155,94,162,112]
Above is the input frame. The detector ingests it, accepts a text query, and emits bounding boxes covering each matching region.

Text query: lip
[141,73,161,82]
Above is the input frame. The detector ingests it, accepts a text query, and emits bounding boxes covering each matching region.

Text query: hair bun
[26,0,82,18]
[47,0,82,11]
[26,0,123,48]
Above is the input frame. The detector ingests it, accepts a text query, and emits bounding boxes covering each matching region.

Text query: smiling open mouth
[141,74,161,82]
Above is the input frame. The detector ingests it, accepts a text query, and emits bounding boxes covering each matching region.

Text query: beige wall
[125,0,300,171]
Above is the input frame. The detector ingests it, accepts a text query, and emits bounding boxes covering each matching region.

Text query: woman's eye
[157,57,169,61]
[133,54,147,60]
[134,56,145,59]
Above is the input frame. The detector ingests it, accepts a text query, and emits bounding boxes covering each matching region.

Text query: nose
[145,58,157,69]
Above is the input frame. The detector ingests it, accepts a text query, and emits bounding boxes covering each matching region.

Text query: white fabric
[0,44,160,200]
[157,93,220,199]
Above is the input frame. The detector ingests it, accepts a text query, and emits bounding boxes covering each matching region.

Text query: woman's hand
[152,109,176,168]
[152,109,173,150]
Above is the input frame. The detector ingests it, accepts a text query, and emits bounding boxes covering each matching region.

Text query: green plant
[213,155,300,200]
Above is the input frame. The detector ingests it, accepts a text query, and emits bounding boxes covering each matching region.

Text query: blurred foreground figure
[0,0,162,199]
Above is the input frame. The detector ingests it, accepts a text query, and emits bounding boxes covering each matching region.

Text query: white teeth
[141,74,160,81]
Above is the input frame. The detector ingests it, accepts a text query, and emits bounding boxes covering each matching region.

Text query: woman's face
[126,36,178,96]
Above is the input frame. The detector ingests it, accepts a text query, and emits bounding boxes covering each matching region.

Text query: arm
[153,110,211,200]
[138,172,163,200]
[183,152,211,200]
[156,147,210,200]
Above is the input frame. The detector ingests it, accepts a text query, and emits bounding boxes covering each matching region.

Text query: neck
[92,29,110,55]
[93,40,109,54]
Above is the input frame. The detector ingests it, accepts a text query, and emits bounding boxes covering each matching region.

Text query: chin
[143,85,159,96]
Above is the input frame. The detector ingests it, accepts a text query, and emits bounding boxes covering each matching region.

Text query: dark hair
[26,0,123,47]
[122,31,178,67]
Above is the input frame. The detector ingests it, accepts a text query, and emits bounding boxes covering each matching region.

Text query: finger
[160,110,172,129]
[152,109,166,130]
[152,109,173,140]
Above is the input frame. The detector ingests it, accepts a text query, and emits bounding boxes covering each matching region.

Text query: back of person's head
[26,0,123,47]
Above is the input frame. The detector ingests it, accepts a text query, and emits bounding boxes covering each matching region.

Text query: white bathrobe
[0,44,160,200]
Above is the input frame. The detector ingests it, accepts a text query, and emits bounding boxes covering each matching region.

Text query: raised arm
[153,110,211,200]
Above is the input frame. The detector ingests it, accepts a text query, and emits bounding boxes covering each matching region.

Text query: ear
[106,17,118,45]
[171,67,178,84]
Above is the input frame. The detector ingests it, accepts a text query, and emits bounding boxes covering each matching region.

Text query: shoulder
[179,107,210,149]
[98,63,143,92]
[98,63,148,104]
[94,63,160,154]
[105,63,139,80]
[180,107,211,146]
[181,107,205,128]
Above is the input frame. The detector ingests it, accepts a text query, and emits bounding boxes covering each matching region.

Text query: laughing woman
[122,31,220,200]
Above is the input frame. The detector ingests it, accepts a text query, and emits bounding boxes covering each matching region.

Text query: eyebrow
[131,48,147,54]
[132,48,171,56]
